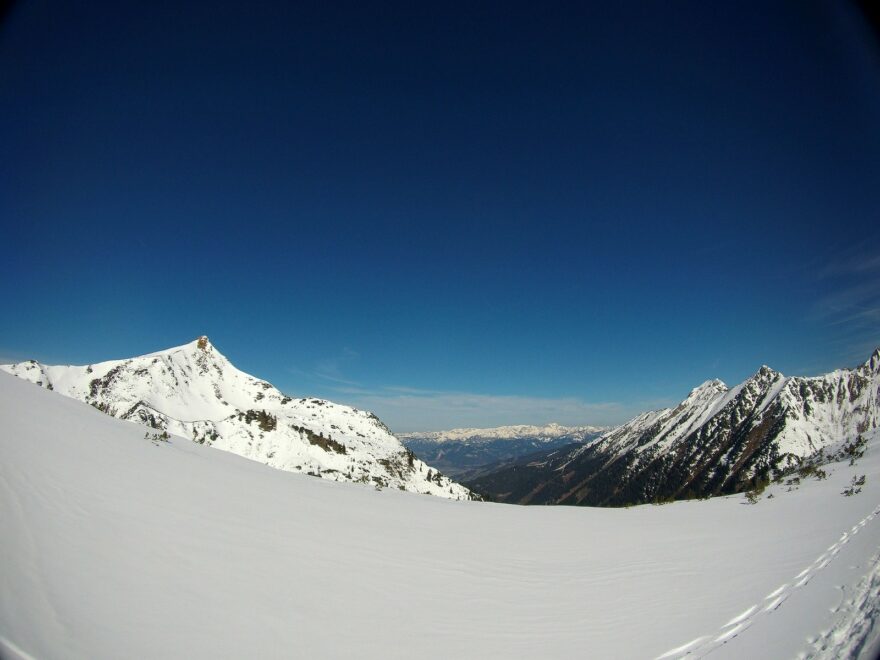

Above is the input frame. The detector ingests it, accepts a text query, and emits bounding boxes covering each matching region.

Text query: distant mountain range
[465,349,880,506]
[6,338,878,510]
[399,423,608,479]
[0,336,474,500]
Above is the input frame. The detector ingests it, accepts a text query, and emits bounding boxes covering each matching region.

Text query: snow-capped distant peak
[756,364,781,377]
[112,335,215,361]
[399,422,609,443]
[684,379,728,401]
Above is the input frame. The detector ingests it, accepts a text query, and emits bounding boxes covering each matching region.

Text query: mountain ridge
[1,336,474,500]
[465,348,880,506]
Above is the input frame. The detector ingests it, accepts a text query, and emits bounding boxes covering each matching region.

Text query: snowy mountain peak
[469,348,880,506]
[140,335,225,362]
[686,379,728,401]
[865,347,880,373]
[1,339,475,500]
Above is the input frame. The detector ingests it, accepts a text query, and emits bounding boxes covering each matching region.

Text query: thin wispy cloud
[283,350,673,432]
[314,347,360,382]
[811,279,880,321]
[823,334,880,370]
[819,248,880,279]
[323,384,666,433]
[288,347,363,387]
[808,245,880,366]
[313,371,362,386]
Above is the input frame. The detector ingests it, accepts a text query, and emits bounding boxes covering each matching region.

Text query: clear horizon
[2,1,879,431]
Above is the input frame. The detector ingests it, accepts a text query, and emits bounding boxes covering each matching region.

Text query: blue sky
[1,1,879,431]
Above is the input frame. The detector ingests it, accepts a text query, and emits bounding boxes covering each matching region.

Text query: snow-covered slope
[399,423,608,478]
[0,337,472,500]
[2,371,879,659]
[468,349,880,506]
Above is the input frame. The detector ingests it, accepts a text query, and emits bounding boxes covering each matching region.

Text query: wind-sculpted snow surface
[467,349,880,506]
[0,337,472,499]
[2,372,880,659]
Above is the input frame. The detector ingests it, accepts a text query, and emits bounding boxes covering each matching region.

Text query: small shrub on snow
[145,431,170,445]
[842,475,866,497]
[843,435,867,466]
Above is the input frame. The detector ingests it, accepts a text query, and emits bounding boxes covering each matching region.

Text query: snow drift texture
[0,336,472,500]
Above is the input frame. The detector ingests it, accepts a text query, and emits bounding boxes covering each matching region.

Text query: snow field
[2,371,879,659]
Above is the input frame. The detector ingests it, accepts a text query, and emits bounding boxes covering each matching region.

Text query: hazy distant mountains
[399,423,607,479]
[465,349,880,506]
[1,337,474,500]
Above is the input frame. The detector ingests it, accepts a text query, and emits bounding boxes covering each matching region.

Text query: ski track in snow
[806,545,880,659]
[0,635,40,660]
[655,504,880,659]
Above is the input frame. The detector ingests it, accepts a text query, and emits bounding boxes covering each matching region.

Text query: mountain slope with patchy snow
[1,371,879,659]
[0,336,472,500]
[467,349,880,506]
